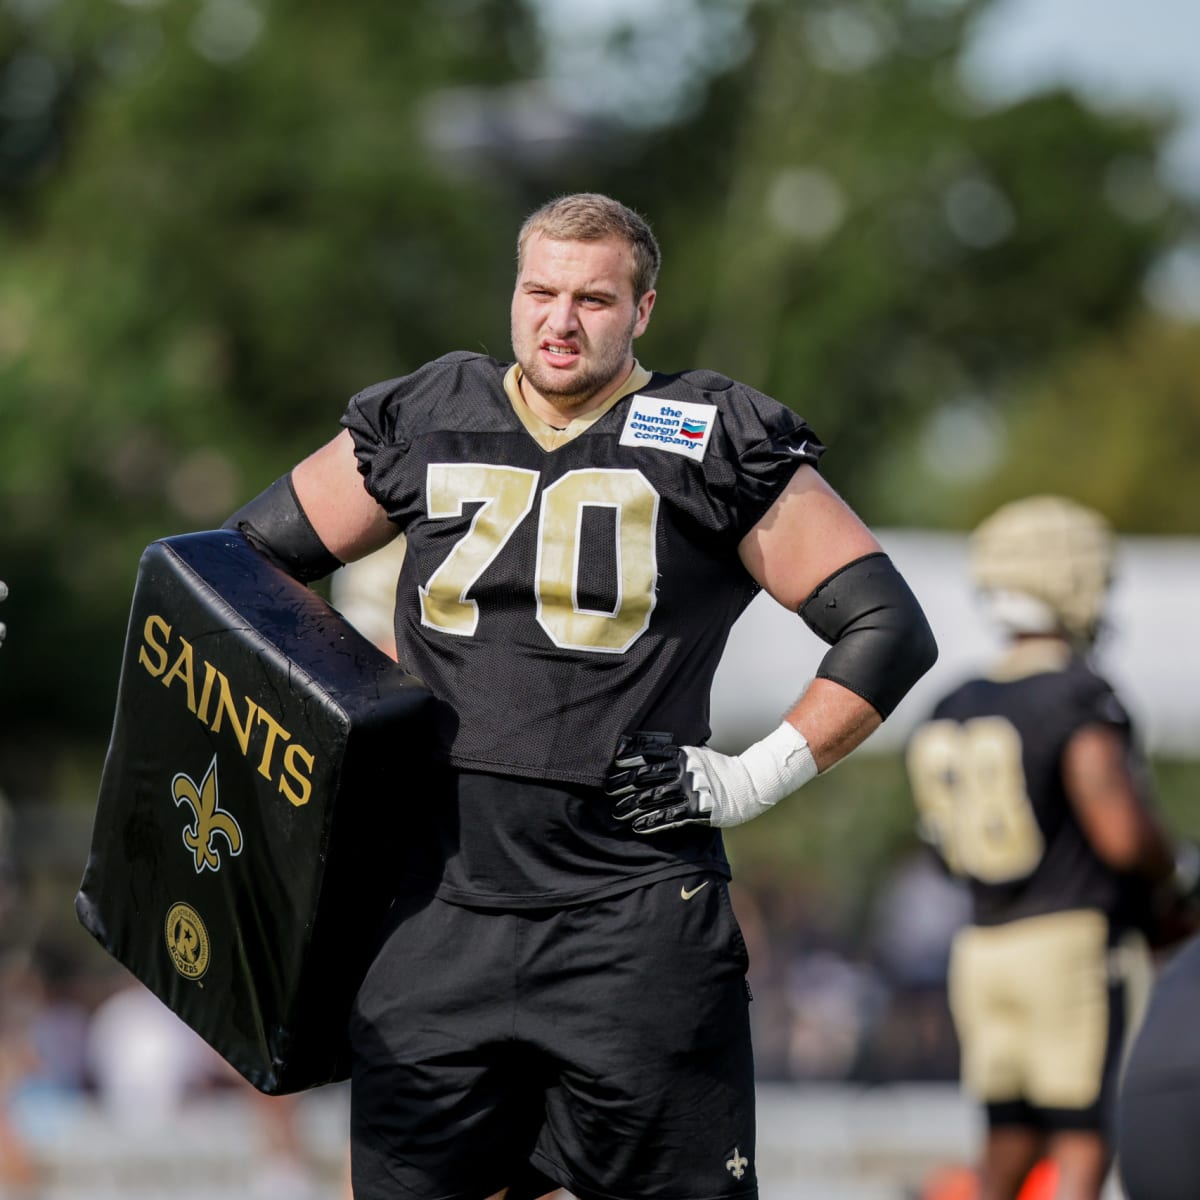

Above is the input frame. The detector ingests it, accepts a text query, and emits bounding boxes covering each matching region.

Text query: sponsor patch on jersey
[619,395,716,460]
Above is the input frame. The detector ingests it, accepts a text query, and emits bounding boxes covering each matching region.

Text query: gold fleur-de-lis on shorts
[725,1148,749,1180]
[172,755,243,873]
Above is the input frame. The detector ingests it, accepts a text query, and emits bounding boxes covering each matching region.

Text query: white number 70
[418,463,660,654]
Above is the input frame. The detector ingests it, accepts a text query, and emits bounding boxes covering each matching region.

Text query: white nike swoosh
[680,881,710,901]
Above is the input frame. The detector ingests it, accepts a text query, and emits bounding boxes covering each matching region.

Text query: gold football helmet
[969,496,1115,643]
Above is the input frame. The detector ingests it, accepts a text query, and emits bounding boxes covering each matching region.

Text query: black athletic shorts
[348,872,757,1200]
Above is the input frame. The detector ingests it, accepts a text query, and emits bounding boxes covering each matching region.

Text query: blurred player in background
[222,192,937,1200]
[906,496,1196,1200]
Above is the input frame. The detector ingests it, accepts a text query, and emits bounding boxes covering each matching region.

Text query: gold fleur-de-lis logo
[725,1148,749,1181]
[172,756,243,874]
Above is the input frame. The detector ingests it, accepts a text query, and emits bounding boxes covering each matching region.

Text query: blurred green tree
[613,1,1194,526]
[961,312,1200,529]
[0,0,555,763]
[0,0,1196,789]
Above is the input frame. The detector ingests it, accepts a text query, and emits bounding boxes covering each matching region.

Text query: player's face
[511,232,655,422]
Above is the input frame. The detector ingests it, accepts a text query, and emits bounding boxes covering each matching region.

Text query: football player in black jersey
[906,496,1192,1200]
[223,193,937,1200]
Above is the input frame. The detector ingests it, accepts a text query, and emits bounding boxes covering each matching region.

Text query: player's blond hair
[516,193,661,301]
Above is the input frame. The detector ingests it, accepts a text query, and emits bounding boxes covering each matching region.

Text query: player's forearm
[1088,807,1175,879]
[1119,809,1179,882]
[1066,725,1177,879]
[607,683,882,835]
[607,553,934,833]
[781,677,882,773]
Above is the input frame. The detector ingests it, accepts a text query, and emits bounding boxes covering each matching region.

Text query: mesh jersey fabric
[339,352,823,907]
[918,652,1152,931]
[341,351,823,787]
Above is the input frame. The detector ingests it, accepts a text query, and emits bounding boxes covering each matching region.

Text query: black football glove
[607,724,819,834]
[605,731,710,835]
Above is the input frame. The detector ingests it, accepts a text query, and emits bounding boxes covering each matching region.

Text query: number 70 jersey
[341,352,823,787]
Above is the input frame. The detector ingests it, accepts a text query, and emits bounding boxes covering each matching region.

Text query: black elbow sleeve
[799,552,938,718]
[222,474,343,584]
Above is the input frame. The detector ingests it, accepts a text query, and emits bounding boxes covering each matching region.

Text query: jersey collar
[504,361,652,452]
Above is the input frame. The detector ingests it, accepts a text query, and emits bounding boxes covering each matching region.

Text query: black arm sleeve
[222,474,343,584]
[799,552,938,718]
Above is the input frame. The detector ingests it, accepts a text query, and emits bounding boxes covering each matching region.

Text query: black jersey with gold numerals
[906,643,1151,929]
[342,352,822,788]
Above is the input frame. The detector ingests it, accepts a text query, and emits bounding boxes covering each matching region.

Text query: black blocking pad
[76,530,435,1094]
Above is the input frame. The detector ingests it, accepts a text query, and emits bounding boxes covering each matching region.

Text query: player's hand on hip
[606,723,818,834]
[606,732,710,834]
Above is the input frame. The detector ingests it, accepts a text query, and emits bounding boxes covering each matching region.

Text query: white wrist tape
[683,722,818,828]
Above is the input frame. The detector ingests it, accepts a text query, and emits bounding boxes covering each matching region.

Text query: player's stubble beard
[513,310,638,418]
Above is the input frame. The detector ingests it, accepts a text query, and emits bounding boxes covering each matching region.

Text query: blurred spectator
[862,850,970,1082]
[245,1090,323,1200]
[86,975,328,1195]
[735,872,895,1083]
[869,850,970,990]
[85,975,225,1127]
[25,942,92,1099]
[0,953,40,1197]
[784,945,888,1080]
